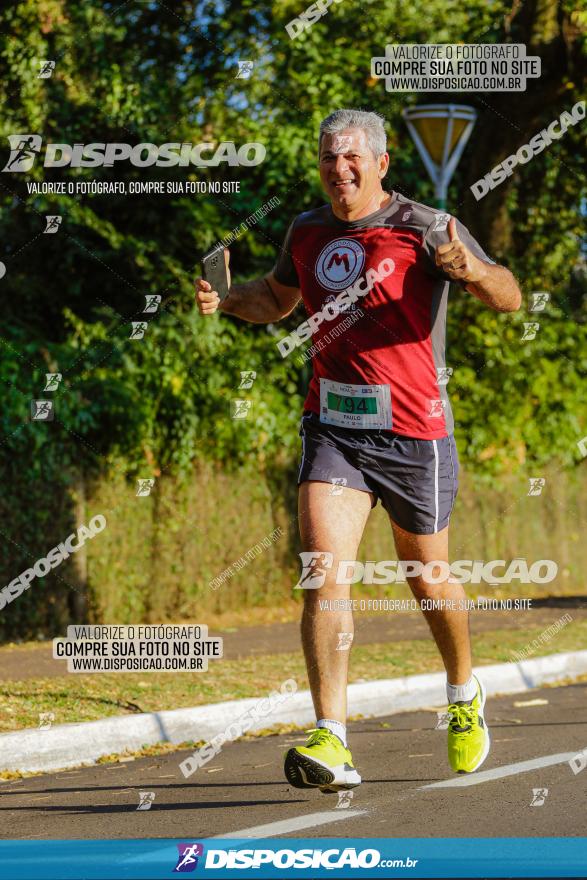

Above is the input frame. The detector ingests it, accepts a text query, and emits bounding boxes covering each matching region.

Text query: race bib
[319,379,392,430]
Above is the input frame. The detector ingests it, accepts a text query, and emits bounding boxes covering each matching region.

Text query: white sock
[447,675,477,704]
[316,718,347,747]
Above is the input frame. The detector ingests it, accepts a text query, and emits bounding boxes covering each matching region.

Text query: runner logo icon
[433,213,451,232]
[174,843,204,872]
[3,134,42,172]
[295,551,334,589]
[315,238,365,291]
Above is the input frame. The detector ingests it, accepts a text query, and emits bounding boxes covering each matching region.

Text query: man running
[195,108,521,792]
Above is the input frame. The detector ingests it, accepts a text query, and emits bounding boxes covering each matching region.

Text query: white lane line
[212,809,368,838]
[123,810,369,866]
[420,751,577,789]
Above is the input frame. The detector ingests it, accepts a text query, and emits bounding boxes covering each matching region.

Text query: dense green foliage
[1,0,585,485]
[0,1,585,635]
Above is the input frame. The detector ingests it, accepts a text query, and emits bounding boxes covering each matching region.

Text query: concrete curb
[2,649,587,774]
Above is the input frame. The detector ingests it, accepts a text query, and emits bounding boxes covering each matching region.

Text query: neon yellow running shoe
[447,675,491,773]
[284,728,361,792]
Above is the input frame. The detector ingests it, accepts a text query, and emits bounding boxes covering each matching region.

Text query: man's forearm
[220,276,282,323]
[465,263,522,312]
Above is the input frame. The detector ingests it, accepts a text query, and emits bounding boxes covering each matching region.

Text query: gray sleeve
[272,219,300,287]
[422,214,496,284]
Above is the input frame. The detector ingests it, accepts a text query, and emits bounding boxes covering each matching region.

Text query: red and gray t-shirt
[272,191,495,440]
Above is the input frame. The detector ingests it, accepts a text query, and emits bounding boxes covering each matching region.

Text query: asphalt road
[1,681,586,841]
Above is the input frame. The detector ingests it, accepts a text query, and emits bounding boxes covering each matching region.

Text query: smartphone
[201,247,230,302]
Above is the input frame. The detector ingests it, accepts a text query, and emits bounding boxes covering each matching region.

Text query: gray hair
[319,108,387,159]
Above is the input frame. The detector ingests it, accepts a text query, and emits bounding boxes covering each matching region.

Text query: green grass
[1,618,586,734]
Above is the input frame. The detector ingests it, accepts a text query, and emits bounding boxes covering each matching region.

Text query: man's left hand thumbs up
[447,217,459,242]
[435,216,483,283]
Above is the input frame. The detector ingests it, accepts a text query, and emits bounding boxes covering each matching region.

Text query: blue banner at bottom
[1,837,586,879]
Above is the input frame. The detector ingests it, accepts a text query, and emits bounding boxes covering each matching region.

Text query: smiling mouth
[331,178,357,189]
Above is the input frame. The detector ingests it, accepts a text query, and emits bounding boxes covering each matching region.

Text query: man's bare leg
[390,520,472,685]
[390,519,491,772]
[299,480,372,723]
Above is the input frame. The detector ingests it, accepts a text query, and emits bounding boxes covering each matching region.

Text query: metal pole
[402,105,477,214]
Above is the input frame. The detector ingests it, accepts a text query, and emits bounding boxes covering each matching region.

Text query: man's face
[319,128,388,213]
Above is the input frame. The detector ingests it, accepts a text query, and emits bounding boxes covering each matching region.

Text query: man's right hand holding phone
[195,249,231,316]
[194,248,300,323]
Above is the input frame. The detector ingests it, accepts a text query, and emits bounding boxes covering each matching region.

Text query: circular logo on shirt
[315,238,365,291]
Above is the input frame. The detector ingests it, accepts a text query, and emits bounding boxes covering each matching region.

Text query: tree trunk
[461,0,586,255]
[68,473,88,622]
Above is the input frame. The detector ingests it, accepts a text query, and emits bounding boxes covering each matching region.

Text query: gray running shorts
[298,411,459,535]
